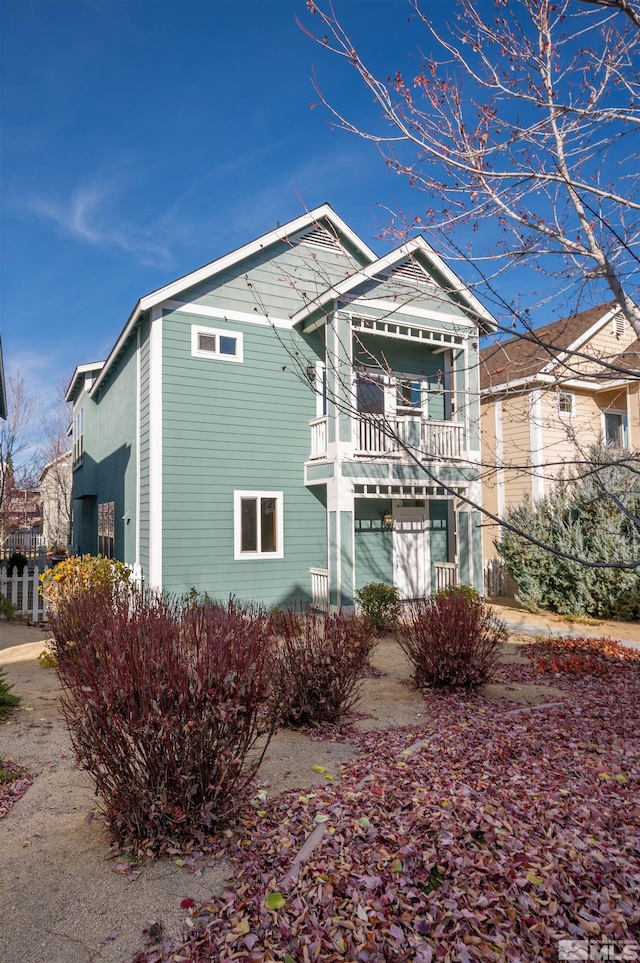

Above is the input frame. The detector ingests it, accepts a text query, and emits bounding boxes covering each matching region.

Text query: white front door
[393,508,430,600]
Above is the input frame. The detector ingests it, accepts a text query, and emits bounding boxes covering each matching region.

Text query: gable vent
[388,259,433,285]
[298,225,341,251]
[613,313,625,338]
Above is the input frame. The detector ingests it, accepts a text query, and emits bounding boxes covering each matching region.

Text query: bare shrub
[398,594,507,689]
[272,610,375,726]
[47,592,276,852]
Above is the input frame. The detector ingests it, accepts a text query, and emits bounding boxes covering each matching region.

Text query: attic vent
[298,226,341,251]
[613,313,625,338]
[388,259,432,285]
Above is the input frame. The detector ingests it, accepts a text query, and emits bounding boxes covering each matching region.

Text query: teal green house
[67,205,494,609]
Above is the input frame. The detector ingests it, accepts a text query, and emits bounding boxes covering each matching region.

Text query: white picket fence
[0,563,50,622]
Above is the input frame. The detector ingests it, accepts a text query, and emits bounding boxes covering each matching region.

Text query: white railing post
[310,567,329,612]
[310,417,328,459]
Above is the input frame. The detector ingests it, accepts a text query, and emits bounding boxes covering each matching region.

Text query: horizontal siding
[161,308,327,605]
[173,239,367,320]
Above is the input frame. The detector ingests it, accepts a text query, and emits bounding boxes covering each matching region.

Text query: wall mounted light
[381,507,394,529]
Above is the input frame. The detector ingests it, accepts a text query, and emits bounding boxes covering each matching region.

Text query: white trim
[233,490,284,560]
[191,324,243,363]
[495,399,505,519]
[164,299,293,330]
[344,298,477,328]
[292,236,496,331]
[66,361,105,403]
[135,326,141,565]
[557,389,574,417]
[529,388,544,501]
[148,307,163,589]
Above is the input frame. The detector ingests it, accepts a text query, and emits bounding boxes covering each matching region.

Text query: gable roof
[90,204,377,396]
[479,302,622,391]
[291,235,496,332]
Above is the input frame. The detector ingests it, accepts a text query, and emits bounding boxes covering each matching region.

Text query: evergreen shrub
[497,446,640,619]
[355,581,401,632]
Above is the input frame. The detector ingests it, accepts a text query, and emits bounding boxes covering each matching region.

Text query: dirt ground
[1,609,638,963]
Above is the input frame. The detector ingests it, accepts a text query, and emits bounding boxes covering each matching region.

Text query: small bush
[40,554,133,617]
[397,593,507,689]
[355,582,400,633]
[0,594,21,621]
[47,592,277,852]
[436,583,483,604]
[5,552,28,576]
[0,666,20,715]
[272,611,375,726]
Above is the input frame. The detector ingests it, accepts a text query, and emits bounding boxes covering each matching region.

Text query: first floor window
[98,501,115,558]
[234,491,283,559]
[605,411,627,448]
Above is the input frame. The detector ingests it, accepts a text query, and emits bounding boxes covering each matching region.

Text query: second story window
[356,375,385,415]
[396,379,422,410]
[72,407,84,466]
[558,391,574,416]
[191,324,243,362]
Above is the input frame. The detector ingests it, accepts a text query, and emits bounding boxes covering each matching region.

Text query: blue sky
[2,0,437,419]
[1,0,635,439]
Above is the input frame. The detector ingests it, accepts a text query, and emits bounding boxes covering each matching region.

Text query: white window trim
[191,324,243,363]
[234,490,284,560]
[557,390,574,417]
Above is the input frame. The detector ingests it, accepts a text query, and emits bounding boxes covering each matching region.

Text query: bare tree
[0,374,39,514]
[301,0,640,335]
[38,377,73,549]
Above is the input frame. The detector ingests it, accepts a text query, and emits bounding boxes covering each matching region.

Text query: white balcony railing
[310,417,328,459]
[421,420,464,460]
[309,414,464,462]
[355,414,464,460]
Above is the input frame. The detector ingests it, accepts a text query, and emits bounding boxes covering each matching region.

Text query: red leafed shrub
[47,592,277,852]
[397,594,507,689]
[527,634,640,677]
[271,610,375,726]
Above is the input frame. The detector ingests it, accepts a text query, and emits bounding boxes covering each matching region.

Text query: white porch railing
[310,417,328,459]
[0,564,49,622]
[310,567,329,611]
[434,562,459,592]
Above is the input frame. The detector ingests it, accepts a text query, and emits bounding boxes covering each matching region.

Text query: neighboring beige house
[40,451,72,550]
[480,301,640,563]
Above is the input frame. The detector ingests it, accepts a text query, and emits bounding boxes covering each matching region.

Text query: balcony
[309,414,464,461]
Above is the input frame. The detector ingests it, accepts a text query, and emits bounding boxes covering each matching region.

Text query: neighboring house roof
[613,338,640,373]
[479,301,626,391]
[40,450,72,482]
[0,336,7,420]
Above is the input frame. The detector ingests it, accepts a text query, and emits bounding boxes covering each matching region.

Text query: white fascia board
[344,297,477,329]
[65,361,106,402]
[91,204,374,395]
[539,304,620,376]
[291,236,496,331]
[163,300,293,329]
